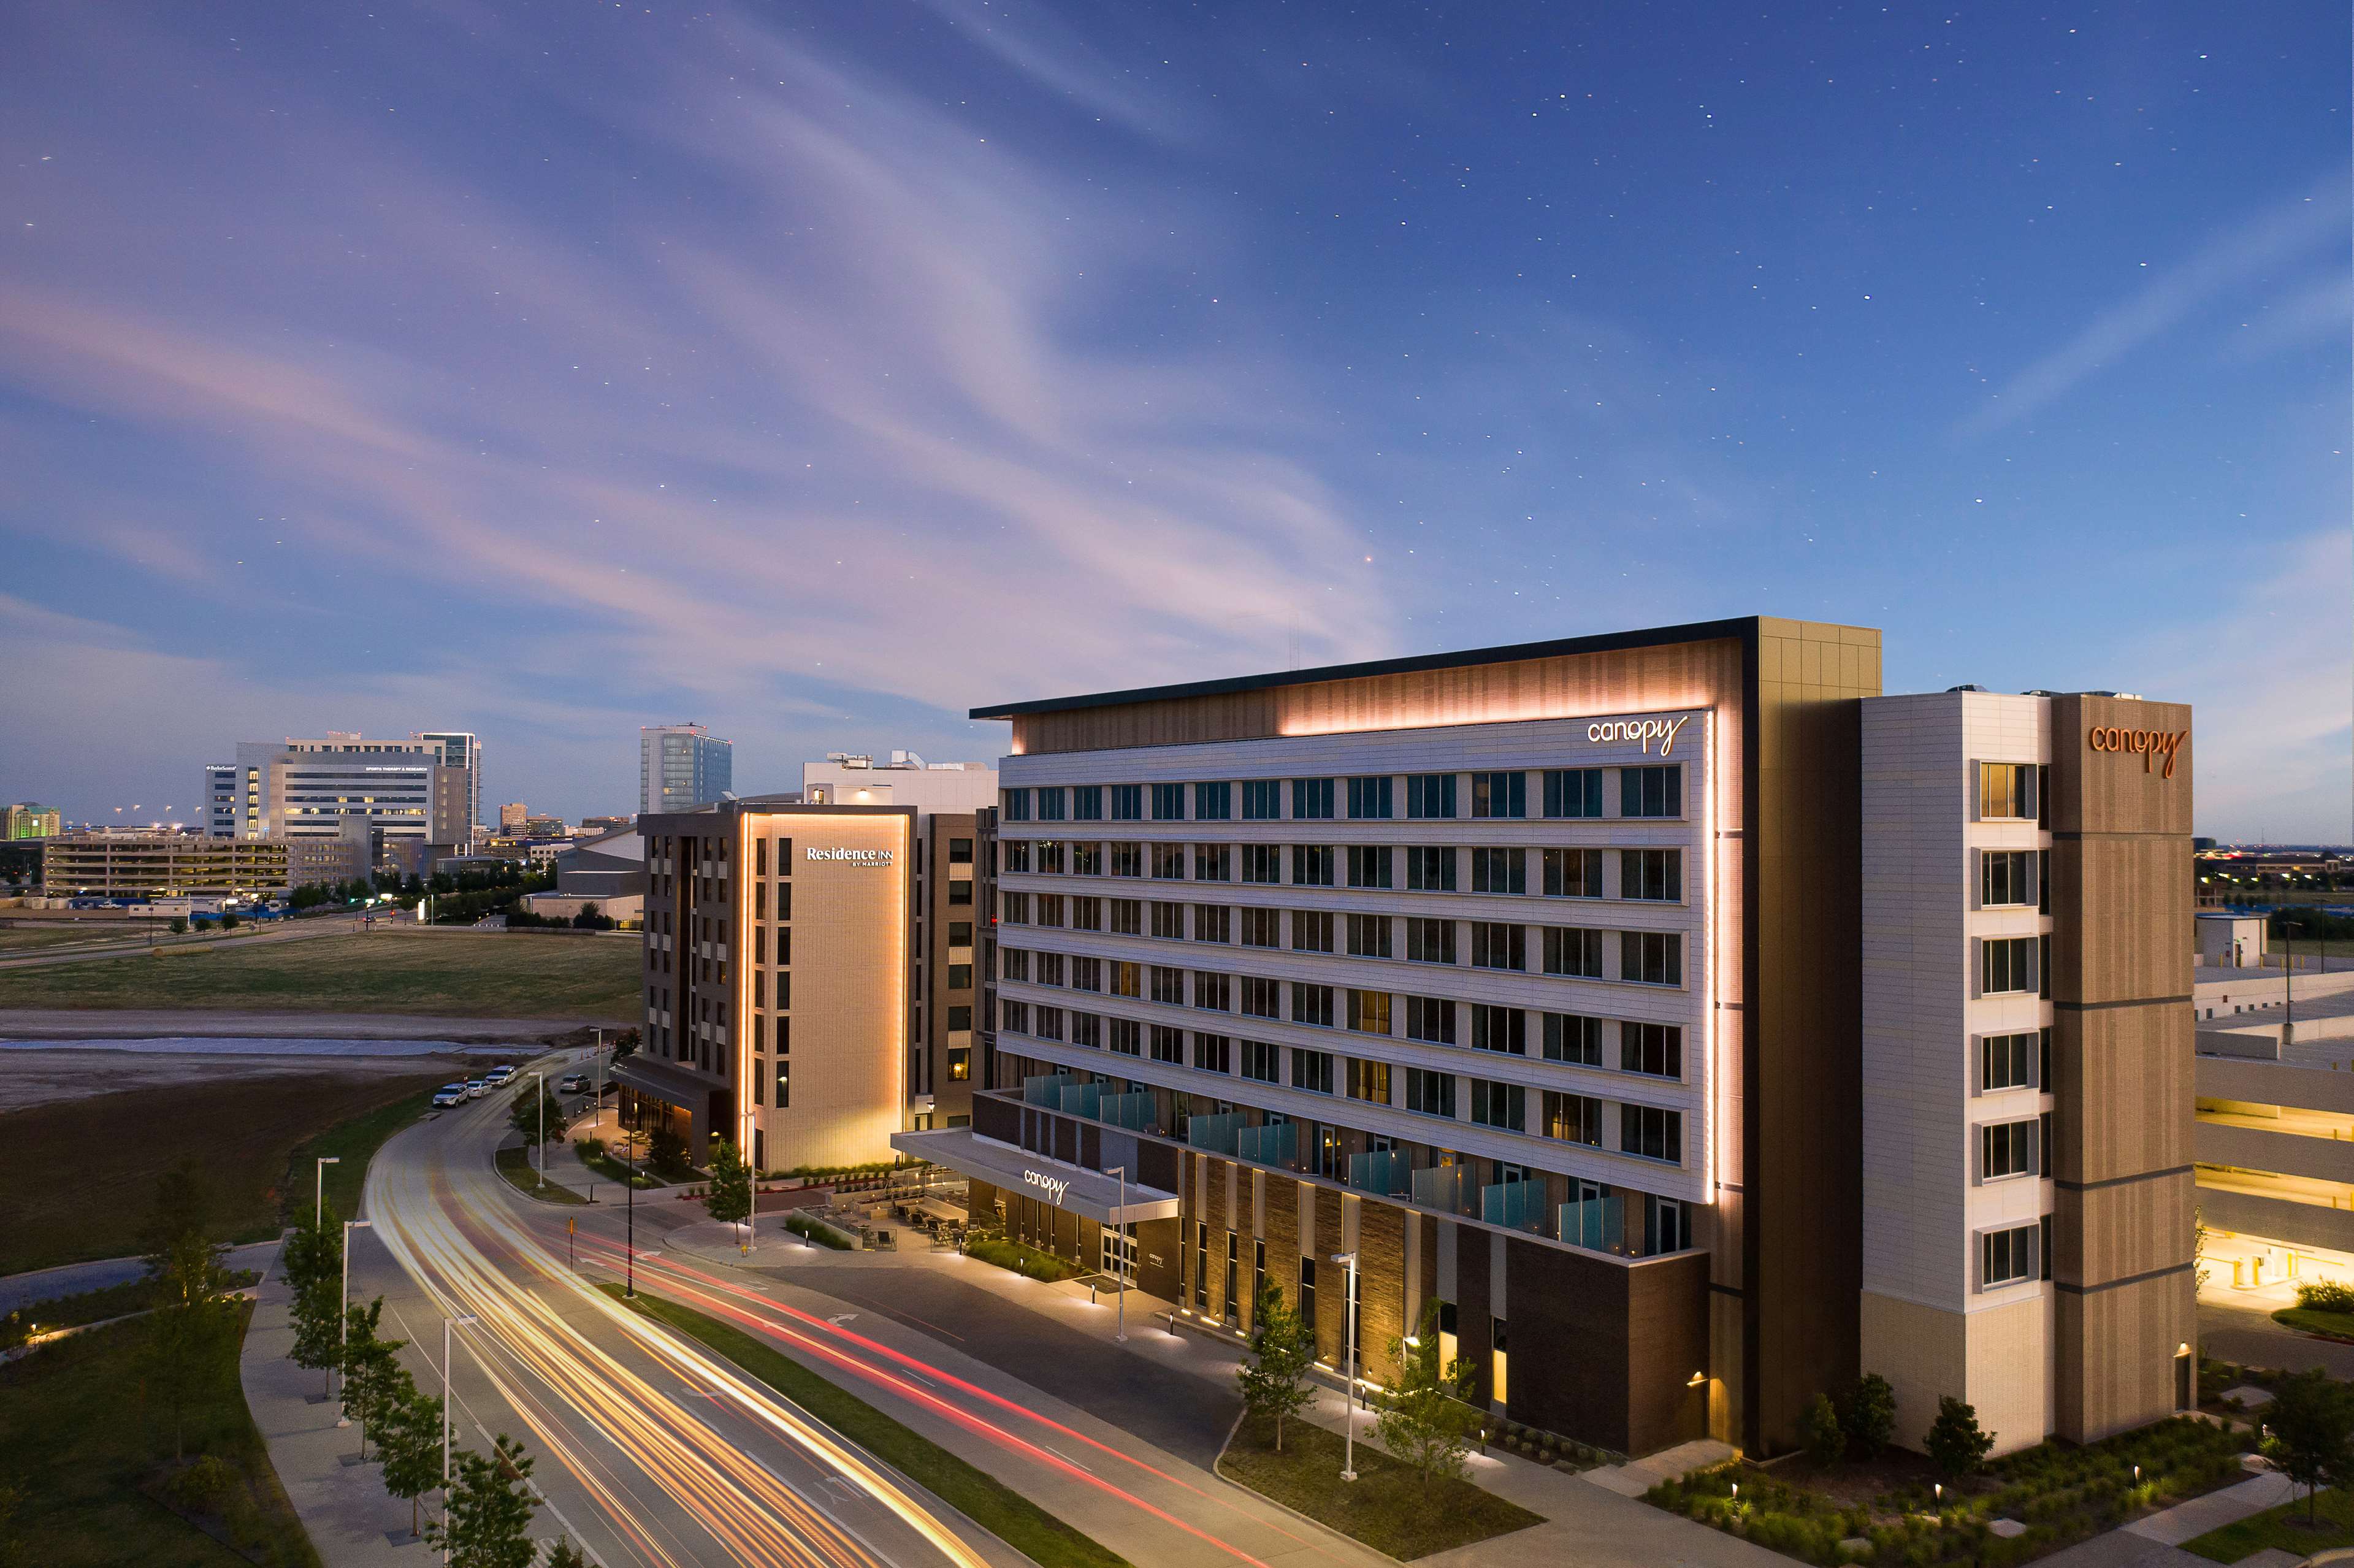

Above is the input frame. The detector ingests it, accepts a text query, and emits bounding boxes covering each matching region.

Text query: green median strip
[1217,1413,1544,1561]
[598,1283,1128,1568]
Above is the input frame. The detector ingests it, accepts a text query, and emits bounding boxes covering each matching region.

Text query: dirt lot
[0,1047,472,1112]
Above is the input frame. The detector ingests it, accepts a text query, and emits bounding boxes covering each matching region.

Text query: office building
[43,833,292,899]
[620,753,996,1173]
[414,732,483,838]
[4,803,60,841]
[522,827,649,925]
[1860,689,2196,1455]
[207,730,477,859]
[641,724,733,814]
[500,802,529,832]
[873,618,2192,1461]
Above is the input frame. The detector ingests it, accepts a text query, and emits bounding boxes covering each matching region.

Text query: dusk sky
[2,3,2345,838]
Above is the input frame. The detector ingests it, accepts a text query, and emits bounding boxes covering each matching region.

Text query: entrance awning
[890,1128,1179,1225]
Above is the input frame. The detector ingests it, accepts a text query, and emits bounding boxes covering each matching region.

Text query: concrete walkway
[2123,1469,2298,1545]
[0,1239,282,1314]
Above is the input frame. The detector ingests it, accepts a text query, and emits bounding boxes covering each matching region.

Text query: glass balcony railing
[1347,1148,1408,1196]
[1187,1111,1243,1154]
[1057,1082,1101,1119]
[1481,1179,1546,1234]
[1561,1194,1624,1252]
[1022,1071,1076,1106]
[1099,1090,1155,1131]
[1237,1120,1297,1166]
[1410,1163,1476,1217]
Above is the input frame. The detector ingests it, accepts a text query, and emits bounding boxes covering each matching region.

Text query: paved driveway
[2203,1296,2354,1379]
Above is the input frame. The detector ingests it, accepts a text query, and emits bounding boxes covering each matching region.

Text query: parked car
[432,1084,469,1109]
[464,1077,489,1099]
[484,1065,517,1086]
[557,1073,589,1095]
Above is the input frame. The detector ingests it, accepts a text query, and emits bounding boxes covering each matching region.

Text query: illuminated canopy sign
[1586,715,1692,756]
[2088,725,2187,779]
[1021,1169,1071,1204]
[804,847,895,866]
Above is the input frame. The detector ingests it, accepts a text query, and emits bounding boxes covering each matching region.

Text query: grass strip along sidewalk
[2183,1485,2354,1562]
[1218,1412,1543,1560]
[599,1284,1127,1568]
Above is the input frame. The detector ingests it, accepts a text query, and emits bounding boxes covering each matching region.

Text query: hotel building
[876,617,2193,1460]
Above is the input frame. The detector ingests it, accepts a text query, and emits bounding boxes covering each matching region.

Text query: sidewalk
[0,1239,281,1314]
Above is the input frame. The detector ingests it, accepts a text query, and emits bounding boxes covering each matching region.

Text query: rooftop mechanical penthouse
[898,616,2195,1459]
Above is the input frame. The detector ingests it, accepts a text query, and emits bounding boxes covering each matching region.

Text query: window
[1292,1049,1335,1094]
[1543,768,1604,819]
[1241,908,1281,947]
[1152,783,1187,820]
[1645,1196,1692,1256]
[1291,909,1334,953]
[1110,898,1143,936]
[1470,1078,1525,1130]
[1036,952,1065,986]
[1110,783,1143,821]
[1193,904,1231,943]
[1071,897,1102,931]
[1404,995,1456,1044]
[947,1049,971,1080]
[1980,936,2037,995]
[1406,917,1456,965]
[1071,842,1102,877]
[1071,786,1104,821]
[1470,921,1526,971]
[1242,1040,1280,1083]
[774,1060,790,1107]
[1622,1023,1683,1078]
[1001,839,1031,874]
[1112,960,1141,996]
[1982,1222,2040,1287]
[1347,989,1391,1034]
[1346,844,1393,890]
[1293,778,1335,819]
[1981,1119,2038,1180]
[1109,841,1142,878]
[1038,788,1066,822]
[1542,1090,1602,1145]
[1240,844,1282,884]
[1543,847,1602,898]
[1035,839,1066,875]
[1346,776,1392,820]
[1469,1004,1526,1055]
[948,837,974,865]
[1470,771,1527,819]
[1981,850,2036,908]
[1001,891,1031,925]
[1152,900,1185,939]
[1192,971,1231,1011]
[1291,983,1336,1028]
[1003,789,1031,822]
[1621,931,1683,986]
[1981,1031,2036,1092]
[1242,976,1282,1019]
[1109,1017,1142,1055]
[1470,847,1526,894]
[1001,998,1030,1033]
[1622,1104,1683,1164]
[1347,1059,1391,1104]
[1621,765,1683,819]
[1152,1025,1185,1063]
[1621,849,1682,902]
[1035,893,1065,928]
[1241,780,1282,820]
[1347,912,1392,958]
[1978,762,2037,821]
[1407,773,1457,819]
[1151,965,1185,1004]
[948,880,974,906]
[1036,1006,1064,1041]
[1543,1012,1603,1065]
[1195,1033,1231,1073]
[948,964,974,990]
[1001,948,1031,982]
[1297,1256,1315,1325]
[1194,844,1230,882]
[1196,782,1232,821]
[1404,845,1456,892]
[1071,1012,1101,1049]
[1405,1068,1456,1119]
[1291,844,1336,887]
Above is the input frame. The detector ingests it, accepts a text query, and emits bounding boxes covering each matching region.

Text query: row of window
[1001,766,1684,824]
[999,841,1686,900]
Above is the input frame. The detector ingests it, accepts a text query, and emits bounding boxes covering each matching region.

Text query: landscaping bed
[782,1212,856,1250]
[571,1136,663,1188]
[1645,1417,2253,1566]
[1217,1412,1543,1559]
[6,1271,261,1344]
[963,1231,1081,1282]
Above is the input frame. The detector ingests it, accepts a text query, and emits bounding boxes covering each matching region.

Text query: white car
[484,1065,517,1087]
[431,1084,468,1109]
[557,1073,589,1095]
[464,1077,489,1100]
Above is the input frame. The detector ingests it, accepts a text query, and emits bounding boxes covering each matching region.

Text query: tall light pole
[315,1155,340,1230]
[441,1311,479,1566]
[625,1123,637,1299]
[1332,1249,1360,1482]
[591,1028,603,1138]
[532,1072,546,1189]
[1106,1167,1128,1342]
[336,1218,373,1426]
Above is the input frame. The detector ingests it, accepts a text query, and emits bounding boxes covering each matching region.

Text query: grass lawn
[495,1144,589,1204]
[0,924,159,953]
[2182,1484,2354,1562]
[8,1271,260,1338]
[3,1071,451,1274]
[1219,1414,1543,1559]
[0,1303,318,1568]
[2271,1306,2354,1341]
[601,1285,1128,1568]
[0,930,639,1018]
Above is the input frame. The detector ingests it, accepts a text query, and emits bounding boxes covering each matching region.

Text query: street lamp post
[1106,1166,1128,1342]
[625,1125,637,1299]
[1333,1250,1360,1482]
[336,1218,373,1426]
[441,1312,479,1565]
[533,1072,545,1189]
[315,1155,340,1230]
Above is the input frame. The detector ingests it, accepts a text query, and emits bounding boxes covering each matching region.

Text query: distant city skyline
[0,4,2344,838]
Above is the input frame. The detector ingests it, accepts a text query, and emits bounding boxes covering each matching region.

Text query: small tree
[1840,1371,1897,1459]
[281,1203,339,1301]
[142,1158,215,1264]
[168,916,188,935]
[508,1084,567,1149]
[1925,1394,1995,1479]
[141,1290,235,1462]
[546,1537,588,1568]
[706,1140,753,1245]
[2264,1368,2354,1525]
[647,1125,690,1176]
[221,911,240,931]
[1236,1283,1317,1451]
[378,1385,446,1539]
[340,1298,408,1458]
[1375,1299,1480,1493]
[428,1434,539,1568]
[1798,1392,1844,1467]
[611,1027,641,1061]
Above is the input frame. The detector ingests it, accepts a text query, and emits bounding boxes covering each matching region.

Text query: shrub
[1800,1391,1845,1467]
[165,1455,239,1512]
[783,1213,852,1250]
[1927,1395,1995,1478]
[2298,1279,2354,1313]
[1840,1372,1897,1458]
[575,1136,605,1160]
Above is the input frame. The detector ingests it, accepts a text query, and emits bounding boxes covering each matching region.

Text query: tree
[1799,1392,1844,1467]
[169,916,188,935]
[1236,1283,1318,1451]
[2264,1369,2354,1525]
[141,1280,235,1462]
[1375,1299,1480,1493]
[1840,1371,1897,1459]
[705,1140,753,1244]
[546,1537,588,1568]
[340,1298,408,1459]
[142,1158,215,1264]
[508,1084,567,1148]
[281,1203,339,1301]
[427,1434,539,1568]
[1924,1395,1995,1479]
[646,1125,690,1176]
[378,1385,446,1539]
[221,911,240,931]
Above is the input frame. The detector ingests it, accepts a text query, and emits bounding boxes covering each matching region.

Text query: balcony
[1187,1111,1243,1155]
[1347,1147,1409,1196]
[1481,1178,1546,1234]
[1237,1120,1297,1165]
